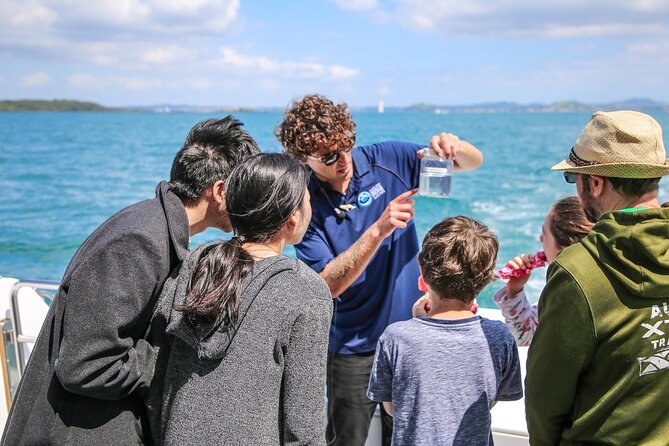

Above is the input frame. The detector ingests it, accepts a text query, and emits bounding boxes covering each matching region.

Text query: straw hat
[551,110,669,178]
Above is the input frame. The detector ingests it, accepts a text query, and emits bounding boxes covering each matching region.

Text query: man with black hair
[526,111,669,445]
[1,117,260,445]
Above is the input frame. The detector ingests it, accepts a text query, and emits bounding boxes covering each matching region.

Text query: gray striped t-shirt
[367,315,523,445]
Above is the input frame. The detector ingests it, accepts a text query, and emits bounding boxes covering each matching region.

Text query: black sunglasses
[308,146,352,166]
[563,172,577,184]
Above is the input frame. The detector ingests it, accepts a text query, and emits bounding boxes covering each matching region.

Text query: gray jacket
[149,246,332,445]
[1,182,189,445]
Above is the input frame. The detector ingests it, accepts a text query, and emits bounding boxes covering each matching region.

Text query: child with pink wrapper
[494,197,592,346]
[497,251,547,279]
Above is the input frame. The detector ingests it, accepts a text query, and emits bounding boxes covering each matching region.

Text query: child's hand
[505,254,534,296]
[412,293,431,317]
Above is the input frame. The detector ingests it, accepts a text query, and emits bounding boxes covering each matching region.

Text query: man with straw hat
[526,110,669,445]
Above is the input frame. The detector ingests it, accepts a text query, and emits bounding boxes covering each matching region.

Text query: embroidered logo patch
[369,183,386,199]
[357,191,373,207]
[638,347,669,376]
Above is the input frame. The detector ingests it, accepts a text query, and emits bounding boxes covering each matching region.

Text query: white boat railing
[8,280,58,376]
[0,279,529,444]
[0,279,57,412]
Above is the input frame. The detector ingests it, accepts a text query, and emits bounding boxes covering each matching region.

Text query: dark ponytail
[180,239,253,327]
[179,153,310,327]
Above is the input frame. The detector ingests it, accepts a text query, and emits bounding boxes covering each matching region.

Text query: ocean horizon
[2,97,668,114]
[2,110,668,308]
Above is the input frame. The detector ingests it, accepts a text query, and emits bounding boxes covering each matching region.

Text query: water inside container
[418,150,453,197]
[419,169,452,197]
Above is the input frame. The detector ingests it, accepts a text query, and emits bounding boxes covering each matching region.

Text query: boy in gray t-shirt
[367,216,523,446]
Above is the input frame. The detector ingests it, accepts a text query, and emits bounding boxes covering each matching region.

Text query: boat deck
[0,278,529,444]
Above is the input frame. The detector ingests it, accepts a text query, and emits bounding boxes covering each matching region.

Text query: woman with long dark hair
[150,153,332,445]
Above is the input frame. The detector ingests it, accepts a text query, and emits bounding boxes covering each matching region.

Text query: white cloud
[0,0,240,38]
[216,48,359,80]
[21,72,51,87]
[626,42,669,55]
[417,40,669,104]
[68,73,162,91]
[259,79,281,91]
[118,76,156,90]
[5,38,200,72]
[0,0,242,72]
[331,0,378,12]
[331,0,390,22]
[67,74,225,93]
[68,73,105,88]
[138,45,197,65]
[0,0,360,96]
[4,0,58,28]
[332,0,669,38]
[327,65,360,80]
[184,78,215,90]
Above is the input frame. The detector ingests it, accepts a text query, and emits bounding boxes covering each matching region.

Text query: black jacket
[1,182,189,445]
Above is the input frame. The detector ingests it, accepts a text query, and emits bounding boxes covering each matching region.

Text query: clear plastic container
[419,149,453,198]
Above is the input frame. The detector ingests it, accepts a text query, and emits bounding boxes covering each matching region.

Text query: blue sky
[1,0,668,107]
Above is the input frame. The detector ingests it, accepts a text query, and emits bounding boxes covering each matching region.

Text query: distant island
[1,98,667,113]
[0,99,111,111]
[0,99,254,113]
[401,98,669,113]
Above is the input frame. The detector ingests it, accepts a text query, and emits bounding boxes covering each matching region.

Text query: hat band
[569,147,599,167]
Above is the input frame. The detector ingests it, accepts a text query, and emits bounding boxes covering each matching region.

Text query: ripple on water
[2,111,669,306]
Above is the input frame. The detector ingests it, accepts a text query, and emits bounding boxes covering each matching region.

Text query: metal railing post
[8,280,59,377]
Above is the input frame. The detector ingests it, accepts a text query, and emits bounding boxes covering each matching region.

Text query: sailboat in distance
[377,99,384,113]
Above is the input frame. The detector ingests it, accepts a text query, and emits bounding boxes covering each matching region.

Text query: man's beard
[581,176,600,224]
[583,205,599,224]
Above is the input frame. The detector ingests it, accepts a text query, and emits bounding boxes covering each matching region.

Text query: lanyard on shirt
[317,163,409,220]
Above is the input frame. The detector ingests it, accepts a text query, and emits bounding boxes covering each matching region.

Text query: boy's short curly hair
[275,94,356,160]
[418,216,499,303]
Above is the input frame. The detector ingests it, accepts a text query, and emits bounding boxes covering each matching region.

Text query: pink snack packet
[497,251,547,280]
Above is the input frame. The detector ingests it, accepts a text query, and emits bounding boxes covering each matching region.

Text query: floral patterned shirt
[493,287,538,347]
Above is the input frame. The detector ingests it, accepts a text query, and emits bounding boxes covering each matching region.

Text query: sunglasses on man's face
[563,172,577,184]
[308,146,352,166]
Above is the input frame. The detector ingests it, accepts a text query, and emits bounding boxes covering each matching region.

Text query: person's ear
[589,175,606,197]
[286,210,299,228]
[211,180,226,204]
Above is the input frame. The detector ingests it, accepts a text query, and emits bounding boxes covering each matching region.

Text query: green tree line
[0,99,112,111]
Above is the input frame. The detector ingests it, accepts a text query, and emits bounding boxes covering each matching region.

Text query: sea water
[2,110,668,307]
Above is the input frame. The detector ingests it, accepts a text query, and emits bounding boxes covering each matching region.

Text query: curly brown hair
[275,94,356,160]
[418,216,499,303]
[549,196,594,249]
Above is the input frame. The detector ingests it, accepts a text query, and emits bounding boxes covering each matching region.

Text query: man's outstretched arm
[320,189,418,298]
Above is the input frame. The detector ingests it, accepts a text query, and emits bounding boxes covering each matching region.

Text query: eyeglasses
[563,172,577,184]
[307,146,352,166]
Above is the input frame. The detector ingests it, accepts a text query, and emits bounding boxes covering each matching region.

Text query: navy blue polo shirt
[295,141,424,354]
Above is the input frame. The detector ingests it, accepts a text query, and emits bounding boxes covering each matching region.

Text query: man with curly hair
[276,94,484,446]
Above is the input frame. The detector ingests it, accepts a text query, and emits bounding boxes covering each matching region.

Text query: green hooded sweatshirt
[526,205,669,446]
